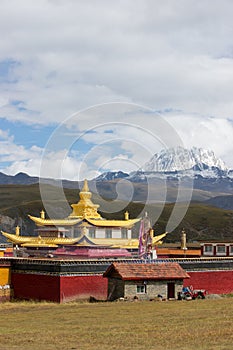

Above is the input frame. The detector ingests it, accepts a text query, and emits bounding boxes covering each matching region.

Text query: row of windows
[204,245,233,254]
[73,227,128,239]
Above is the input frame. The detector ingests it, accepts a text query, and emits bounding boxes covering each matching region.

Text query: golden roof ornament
[69,179,101,219]
[15,226,20,236]
[181,228,187,250]
[82,179,89,192]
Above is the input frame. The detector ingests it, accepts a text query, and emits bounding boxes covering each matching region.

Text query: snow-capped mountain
[143,146,227,173]
[93,147,231,183]
[95,171,129,182]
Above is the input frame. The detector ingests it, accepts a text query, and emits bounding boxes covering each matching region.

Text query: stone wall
[107,277,124,301]
[106,278,183,301]
[124,280,183,300]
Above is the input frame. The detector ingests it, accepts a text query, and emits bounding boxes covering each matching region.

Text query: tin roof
[103,262,190,281]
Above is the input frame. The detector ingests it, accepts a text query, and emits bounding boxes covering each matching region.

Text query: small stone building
[103,262,189,301]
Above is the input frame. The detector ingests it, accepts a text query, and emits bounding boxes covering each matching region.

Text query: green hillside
[0,183,232,243]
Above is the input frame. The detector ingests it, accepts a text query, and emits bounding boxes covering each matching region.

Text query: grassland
[0,298,232,350]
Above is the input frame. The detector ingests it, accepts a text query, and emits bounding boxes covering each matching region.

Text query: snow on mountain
[95,171,129,181]
[93,147,231,183]
[143,146,227,173]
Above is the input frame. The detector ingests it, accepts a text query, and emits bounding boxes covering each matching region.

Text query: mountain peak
[15,172,30,178]
[143,146,227,173]
[95,171,129,181]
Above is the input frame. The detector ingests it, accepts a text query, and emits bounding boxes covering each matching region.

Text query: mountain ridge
[143,146,227,173]
[0,147,232,206]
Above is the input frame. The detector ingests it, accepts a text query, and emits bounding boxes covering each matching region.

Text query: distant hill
[205,195,233,210]
[0,183,233,244]
[0,172,39,185]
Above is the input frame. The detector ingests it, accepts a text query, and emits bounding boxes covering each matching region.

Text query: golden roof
[90,237,139,249]
[27,180,140,229]
[1,228,167,249]
[1,231,81,246]
[86,218,141,228]
[81,232,167,249]
[1,231,34,244]
[28,215,82,227]
[21,243,59,248]
[152,232,168,246]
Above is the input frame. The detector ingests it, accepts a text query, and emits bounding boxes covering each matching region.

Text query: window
[74,228,82,238]
[230,246,233,255]
[106,228,112,238]
[216,245,226,254]
[204,245,213,253]
[89,227,96,238]
[121,228,128,239]
[136,285,147,294]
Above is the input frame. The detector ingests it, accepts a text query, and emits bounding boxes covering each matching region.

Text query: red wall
[11,273,60,302]
[183,270,233,294]
[11,270,233,303]
[12,273,108,303]
[60,275,108,302]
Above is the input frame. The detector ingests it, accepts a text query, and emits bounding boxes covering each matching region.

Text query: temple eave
[86,218,141,227]
[28,215,82,226]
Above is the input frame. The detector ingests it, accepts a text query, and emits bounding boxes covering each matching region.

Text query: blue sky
[1,0,233,180]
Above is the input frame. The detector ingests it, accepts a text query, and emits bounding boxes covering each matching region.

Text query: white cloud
[1,1,233,175]
[163,111,233,167]
[1,0,233,123]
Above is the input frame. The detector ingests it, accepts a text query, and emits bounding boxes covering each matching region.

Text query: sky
[1,0,233,180]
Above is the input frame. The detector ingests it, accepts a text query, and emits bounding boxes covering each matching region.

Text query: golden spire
[69,179,101,219]
[40,210,45,219]
[124,211,129,220]
[82,179,89,192]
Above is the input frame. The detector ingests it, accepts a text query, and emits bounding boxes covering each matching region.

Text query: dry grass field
[0,298,233,350]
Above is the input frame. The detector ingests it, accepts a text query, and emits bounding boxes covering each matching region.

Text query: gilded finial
[40,210,45,219]
[124,211,129,220]
[181,228,187,250]
[15,226,20,236]
[82,179,89,192]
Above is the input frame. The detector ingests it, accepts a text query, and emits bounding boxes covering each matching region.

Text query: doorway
[167,282,175,299]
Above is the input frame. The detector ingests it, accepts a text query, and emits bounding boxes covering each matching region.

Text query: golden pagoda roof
[21,243,59,248]
[1,231,34,244]
[152,232,168,246]
[86,218,141,228]
[1,231,81,246]
[90,237,139,248]
[79,232,167,249]
[27,180,140,229]
[28,215,82,227]
[1,229,167,249]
